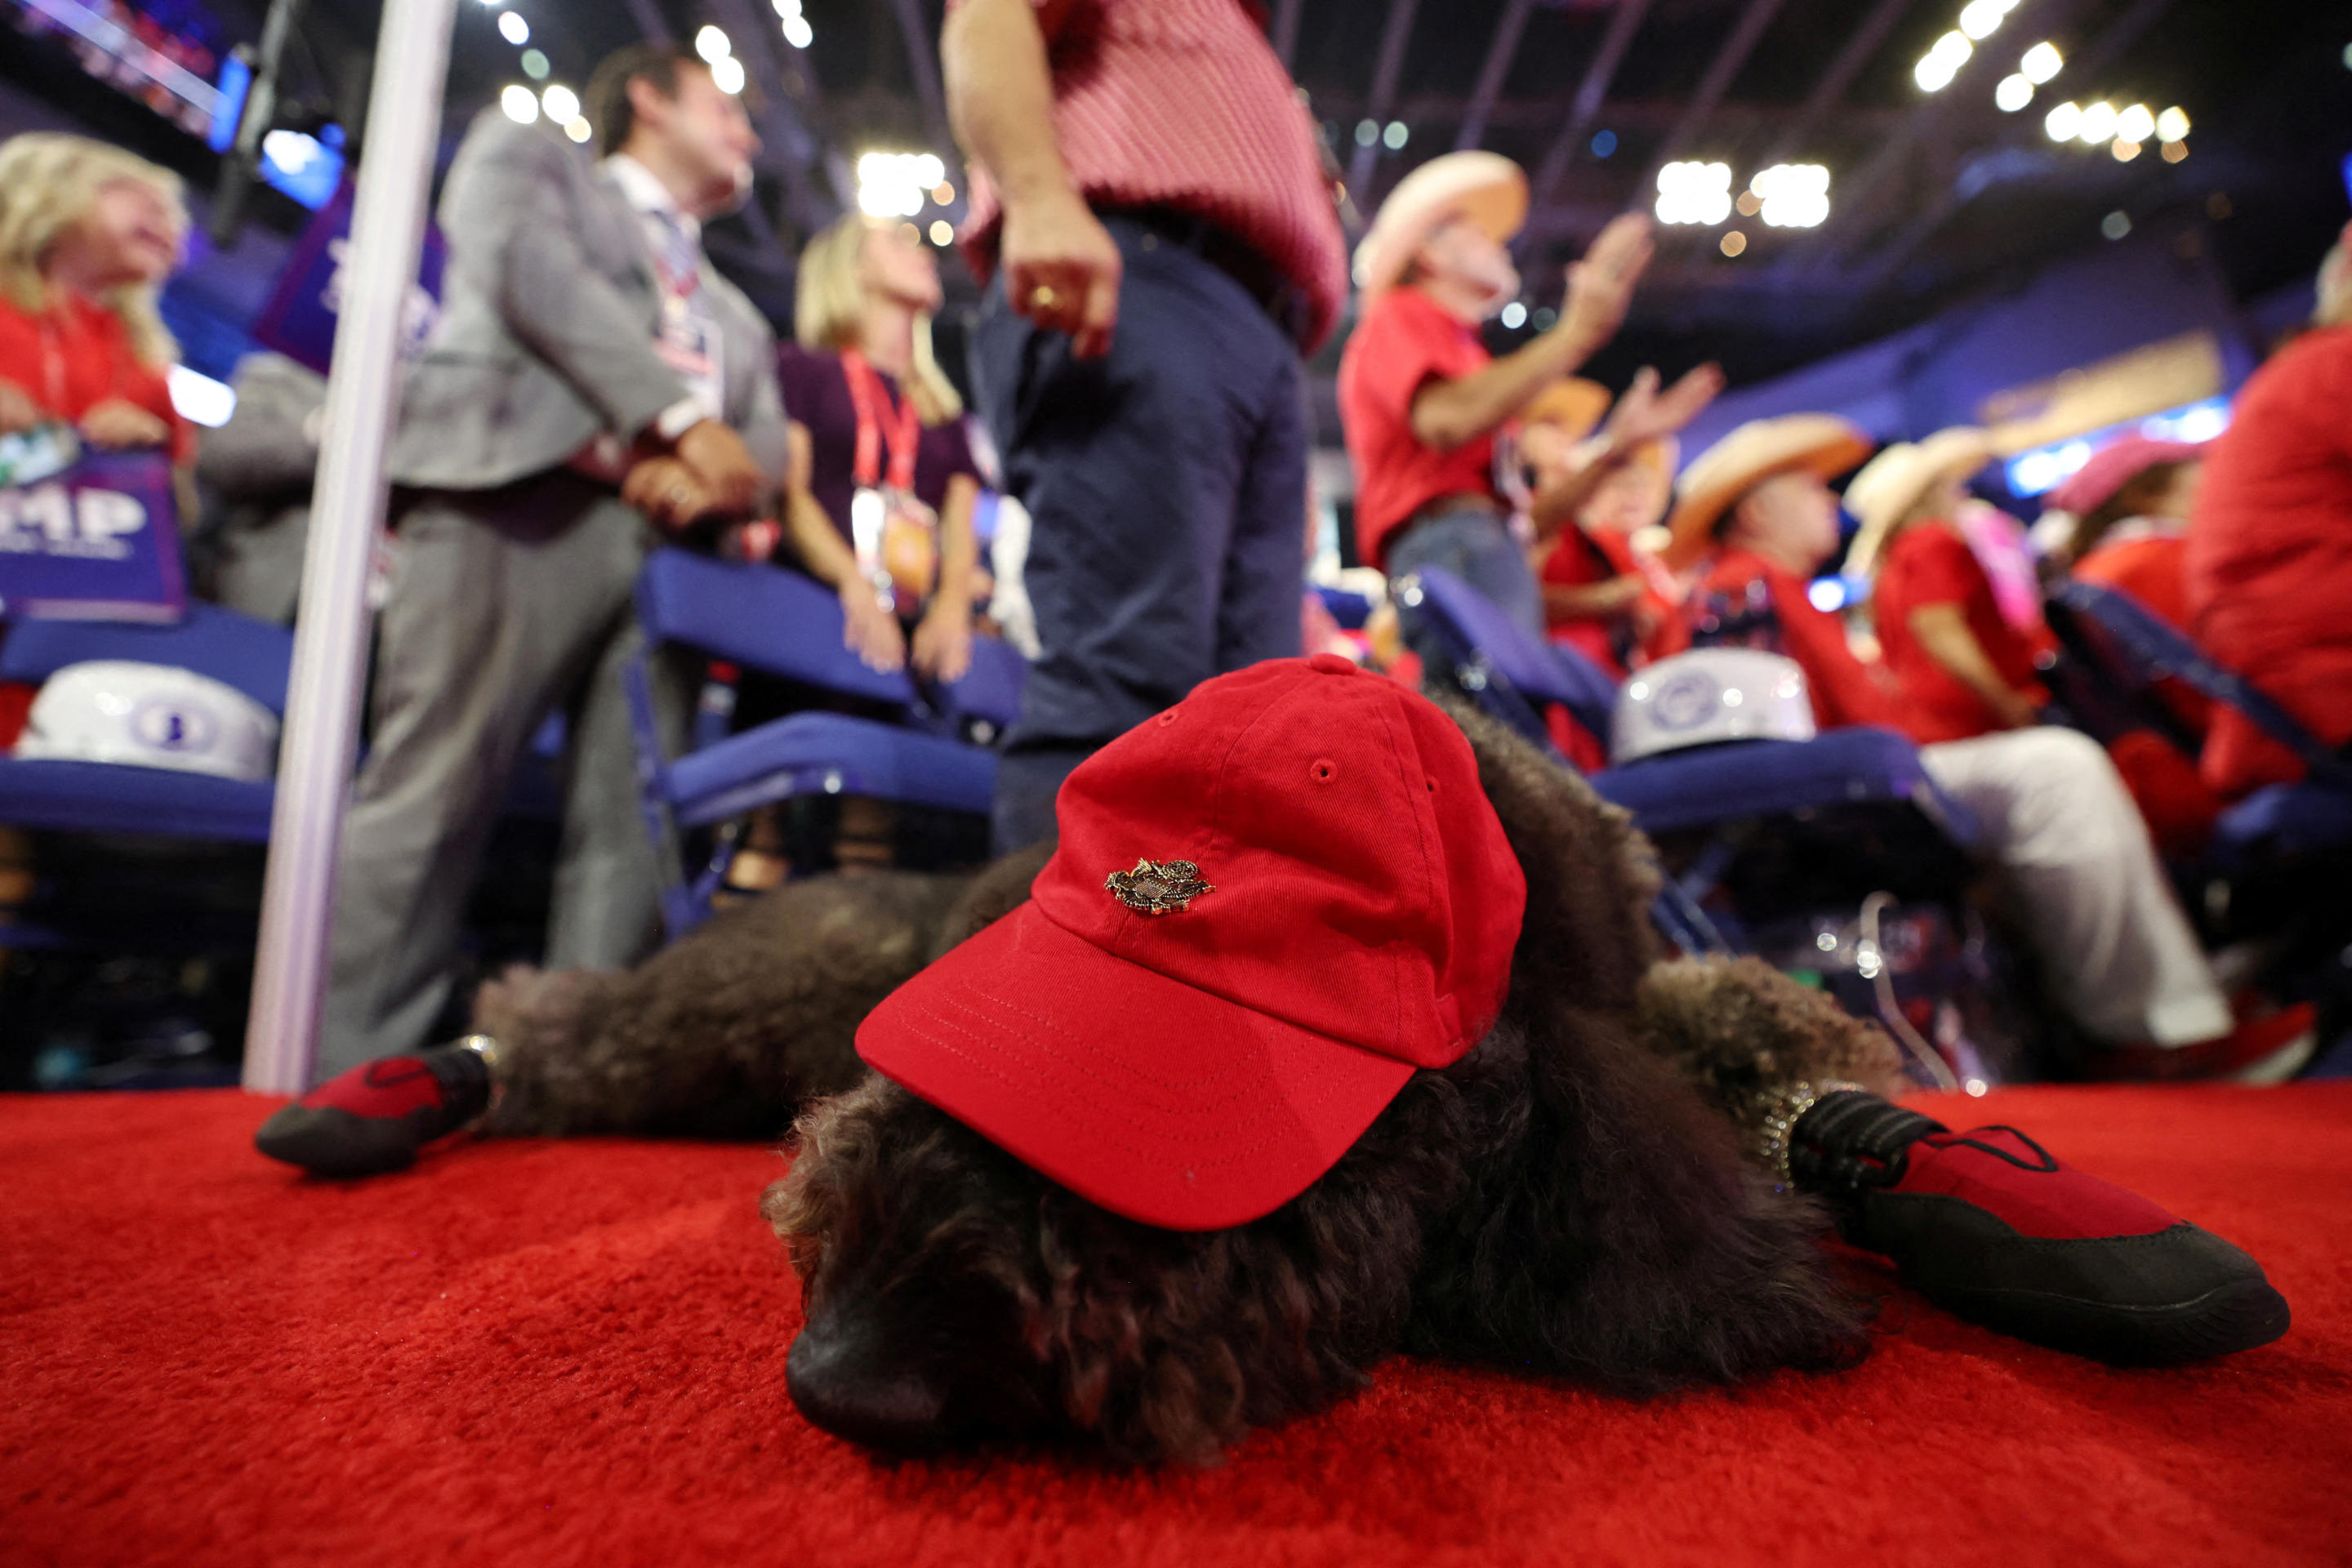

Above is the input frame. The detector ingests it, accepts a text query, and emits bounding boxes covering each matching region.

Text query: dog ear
[929,837,1056,962]
[1435,696,1661,1014]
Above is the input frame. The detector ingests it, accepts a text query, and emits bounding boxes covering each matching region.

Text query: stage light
[710,56,745,94]
[501,83,539,124]
[2044,100,2080,140]
[2076,101,2117,145]
[858,152,934,220]
[929,220,953,246]
[932,181,955,206]
[1735,190,1762,216]
[1751,163,1829,228]
[913,154,945,188]
[2161,139,2189,163]
[497,10,527,43]
[696,24,731,61]
[564,117,592,144]
[1958,0,2005,42]
[2155,105,2189,142]
[2114,104,2154,143]
[2101,210,2132,241]
[1383,121,1408,150]
[2112,139,2140,162]
[1913,29,1971,91]
[773,0,800,15]
[1499,301,1527,328]
[1719,229,1747,256]
[1994,73,2032,111]
[541,84,578,122]
[519,48,548,79]
[2020,41,2061,83]
[1355,119,1378,147]
[1590,129,1617,158]
[1655,161,1732,225]
[782,16,812,47]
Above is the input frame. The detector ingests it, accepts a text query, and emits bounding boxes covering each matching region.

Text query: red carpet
[6,1085,2350,1567]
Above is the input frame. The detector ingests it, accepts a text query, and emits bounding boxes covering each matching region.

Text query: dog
[765,700,1902,1463]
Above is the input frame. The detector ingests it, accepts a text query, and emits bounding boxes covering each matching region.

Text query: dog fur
[766,703,1904,1463]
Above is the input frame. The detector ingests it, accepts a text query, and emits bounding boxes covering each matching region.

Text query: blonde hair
[795,212,963,425]
[0,134,186,367]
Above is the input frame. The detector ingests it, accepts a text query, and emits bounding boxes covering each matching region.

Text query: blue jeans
[1385,506,1544,677]
[969,214,1308,853]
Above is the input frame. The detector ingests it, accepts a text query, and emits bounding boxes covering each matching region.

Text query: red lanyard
[840,348,921,493]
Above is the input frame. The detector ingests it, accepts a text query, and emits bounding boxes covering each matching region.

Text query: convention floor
[6,1084,2349,1566]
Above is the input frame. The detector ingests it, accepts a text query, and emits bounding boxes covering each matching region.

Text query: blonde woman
[779,214,982,681]
[0,134,190,468]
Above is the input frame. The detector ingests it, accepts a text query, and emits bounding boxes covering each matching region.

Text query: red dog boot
[254,1037,497,1178]
[1785,1089,2290,1365]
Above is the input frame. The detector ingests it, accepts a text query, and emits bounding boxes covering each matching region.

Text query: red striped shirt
[951,0,1348,353]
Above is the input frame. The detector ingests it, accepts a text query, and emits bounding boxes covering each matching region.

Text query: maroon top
[775,342,982,541]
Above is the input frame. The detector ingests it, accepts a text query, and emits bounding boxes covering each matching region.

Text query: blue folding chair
[0,605,292,844]
[2052,580,2352,871]
[625,549,1004,938]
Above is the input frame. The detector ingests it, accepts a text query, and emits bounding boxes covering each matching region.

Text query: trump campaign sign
[0,451,187,621]
[252,176,448,376]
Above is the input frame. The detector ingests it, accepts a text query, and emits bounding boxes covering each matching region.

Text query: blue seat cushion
[0,604,293,715]
[2210,782,2352,867]
[1591,727,1980,848]
[662,711,996,826]
[0,757,274,841]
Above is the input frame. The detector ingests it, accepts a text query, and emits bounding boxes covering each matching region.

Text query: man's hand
[623,456,720,533]
[0,379,47,435]
[840,584,907,672]
[1558,212,1655,354]
[1000,187,1122,359]
[1603,362,1724,453]
[78,398,172,450]
[1991,688,2042,730]
[911,599,974,682]
[674,419,765,518]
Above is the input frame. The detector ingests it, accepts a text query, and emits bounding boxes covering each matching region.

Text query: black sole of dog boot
[253,1104,427,1178]
[1865,1194,2292,1365]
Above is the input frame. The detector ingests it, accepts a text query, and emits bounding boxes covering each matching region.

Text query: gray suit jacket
[389,111,790,492]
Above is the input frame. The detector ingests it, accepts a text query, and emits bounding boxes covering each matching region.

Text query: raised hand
[1604,362,1725,452]
[1559,212,1656,354]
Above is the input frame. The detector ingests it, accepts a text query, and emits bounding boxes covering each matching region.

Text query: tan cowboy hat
[1662,413,1875,570]
[1842,426,1995,578]
[1352,150,1529,297]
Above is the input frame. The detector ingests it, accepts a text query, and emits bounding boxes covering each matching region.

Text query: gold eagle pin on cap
[1105,858,1214,915]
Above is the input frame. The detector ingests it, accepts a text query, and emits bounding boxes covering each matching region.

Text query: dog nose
[786,1321,951,1450]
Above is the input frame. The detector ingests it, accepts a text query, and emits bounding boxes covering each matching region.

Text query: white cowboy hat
[1352,150,1529,298]
[1661,412,1875,570]
[1842,426,1995,578]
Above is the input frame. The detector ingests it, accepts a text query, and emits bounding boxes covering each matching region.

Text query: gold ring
[1029,284,1058,310]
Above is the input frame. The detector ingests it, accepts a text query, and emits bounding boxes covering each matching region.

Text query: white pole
[241,0,458,1094]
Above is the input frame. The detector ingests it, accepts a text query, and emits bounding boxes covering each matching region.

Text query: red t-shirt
[2187,325,2352,798]
[1538,526,1688,679]
[1337,287,1495,571]
[0,289,192,462]
[2069,529,2221,856]
[1873,522,2045,744]
[1690,549,1902,733]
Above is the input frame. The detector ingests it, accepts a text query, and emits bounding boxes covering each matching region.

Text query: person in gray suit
[194,350,327,625]
[318,42,789,1078]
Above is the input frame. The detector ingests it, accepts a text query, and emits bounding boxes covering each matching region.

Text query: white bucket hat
[14,661,279,782]
[1610,648,1817,764]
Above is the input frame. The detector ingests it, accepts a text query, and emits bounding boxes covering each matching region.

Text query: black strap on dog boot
[1772,1085,2288,1365]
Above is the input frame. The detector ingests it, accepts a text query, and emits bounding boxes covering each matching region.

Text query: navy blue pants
[969,215,1308,852]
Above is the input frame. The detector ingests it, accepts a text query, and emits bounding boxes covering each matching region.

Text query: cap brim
[1662,430,1875,570]
[856,902,1416,1232]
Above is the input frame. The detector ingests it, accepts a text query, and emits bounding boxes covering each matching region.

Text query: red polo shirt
[1338,286,1496,571]
[1873,521,2046,743]
[2187,325,2352,798]
[1690,549,1903,733]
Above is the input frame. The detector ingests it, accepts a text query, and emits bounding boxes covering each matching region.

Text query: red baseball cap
[855,654,1527,1231]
